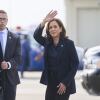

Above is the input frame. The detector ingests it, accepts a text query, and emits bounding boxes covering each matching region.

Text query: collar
[0,28,8,34]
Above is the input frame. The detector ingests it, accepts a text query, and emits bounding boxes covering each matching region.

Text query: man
[0,10,21,100]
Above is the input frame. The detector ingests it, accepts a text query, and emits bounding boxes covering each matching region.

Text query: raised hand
[41,10,57,27]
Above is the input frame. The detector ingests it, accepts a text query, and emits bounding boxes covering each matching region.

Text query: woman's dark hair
[46,18,66,40]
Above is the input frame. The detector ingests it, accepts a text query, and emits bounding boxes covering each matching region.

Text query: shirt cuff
[7,62,11,69]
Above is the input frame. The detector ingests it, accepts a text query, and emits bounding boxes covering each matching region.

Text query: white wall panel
[77,8,100,48]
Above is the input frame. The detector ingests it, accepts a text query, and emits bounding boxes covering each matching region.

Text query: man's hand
[1,61,8,70]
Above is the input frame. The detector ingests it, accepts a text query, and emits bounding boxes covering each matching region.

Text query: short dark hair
[0,10,7,14]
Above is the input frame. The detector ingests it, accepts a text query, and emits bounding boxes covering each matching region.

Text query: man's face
[0,13,8,30]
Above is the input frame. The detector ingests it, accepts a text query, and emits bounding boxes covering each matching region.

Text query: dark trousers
[2,75,17,100]
[45,85,70,100]
[45,71,70,100]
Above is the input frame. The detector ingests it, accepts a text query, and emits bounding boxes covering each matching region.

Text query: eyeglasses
[0,18,7,21]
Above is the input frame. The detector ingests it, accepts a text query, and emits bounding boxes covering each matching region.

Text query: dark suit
[34,25,79,100]
[0,29,21,100]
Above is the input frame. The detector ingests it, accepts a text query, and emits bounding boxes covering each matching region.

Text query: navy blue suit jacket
[0,30,21,86]
[34,25,79,94]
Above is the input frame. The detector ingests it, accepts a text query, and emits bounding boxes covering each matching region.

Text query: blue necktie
[0,32,3,61]
[0,32,4,89]
[0,32,3,52]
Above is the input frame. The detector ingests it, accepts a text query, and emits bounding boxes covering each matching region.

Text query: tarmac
[16,71,45,100]
[16,71,100,100]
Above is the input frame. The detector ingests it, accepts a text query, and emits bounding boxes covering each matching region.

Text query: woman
[33,10,79,100]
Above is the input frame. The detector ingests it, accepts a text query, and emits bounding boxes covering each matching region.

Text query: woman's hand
[41,10,57,27]
[57,82,66,95]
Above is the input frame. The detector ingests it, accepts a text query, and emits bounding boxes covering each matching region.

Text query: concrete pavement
[16,71,45,100]
[16,71,100,100]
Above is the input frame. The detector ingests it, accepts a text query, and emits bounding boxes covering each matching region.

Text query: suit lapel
[4,32,12,58]
[57,38,65,59]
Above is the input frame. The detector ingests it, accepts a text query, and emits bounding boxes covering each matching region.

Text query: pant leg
[55,92,70,100]
[45,85,70,100]
[45,85,56,100]
[3,80,17,100]
[45,70,70,100]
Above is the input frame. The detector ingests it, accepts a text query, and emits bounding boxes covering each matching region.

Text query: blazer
[34,25,79,94]
[0,29,21,86]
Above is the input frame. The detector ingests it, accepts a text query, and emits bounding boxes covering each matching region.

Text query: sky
[0,0,66,28]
